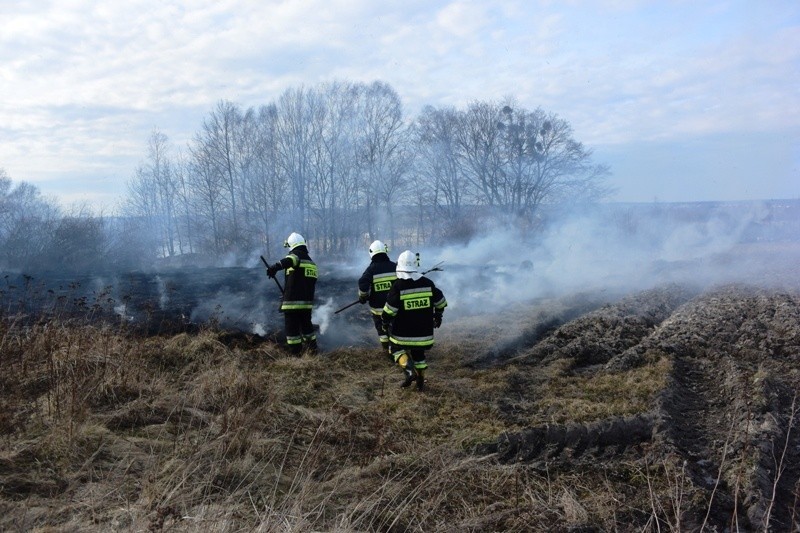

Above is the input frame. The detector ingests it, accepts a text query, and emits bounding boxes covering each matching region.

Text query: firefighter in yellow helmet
[357,240,397,357]
[265,232,318,355]
[381,250,447,391]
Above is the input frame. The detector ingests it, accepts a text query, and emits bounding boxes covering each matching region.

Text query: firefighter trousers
[284,310,316,355]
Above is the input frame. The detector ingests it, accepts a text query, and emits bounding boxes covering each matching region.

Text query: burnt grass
[1,272,799,531]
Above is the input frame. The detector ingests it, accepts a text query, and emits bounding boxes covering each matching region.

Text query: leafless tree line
[124,80,610,261]
[0,80,609,272]
[0,169,142,272]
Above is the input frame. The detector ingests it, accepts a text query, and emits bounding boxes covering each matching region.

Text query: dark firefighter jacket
[382,276,447,348]
[275,246,317,312]
[358,253,397,315]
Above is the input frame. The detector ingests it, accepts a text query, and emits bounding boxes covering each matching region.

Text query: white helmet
[369,240,388,257]
[396,250,422,280]
[284,232,306,250]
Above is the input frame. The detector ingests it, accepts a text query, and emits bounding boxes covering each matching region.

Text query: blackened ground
[1,267,372,346]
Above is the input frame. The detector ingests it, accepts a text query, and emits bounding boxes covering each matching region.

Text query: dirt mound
[475,283,800,530]
[512,284,699,369]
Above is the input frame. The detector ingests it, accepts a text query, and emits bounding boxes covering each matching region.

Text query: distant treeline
[1,156,797,274]
[23,80,800,274]
[120,80,611,261]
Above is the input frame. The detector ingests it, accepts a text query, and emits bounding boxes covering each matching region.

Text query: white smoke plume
[314,297,336,335]
[401,202,798,318]
[155,275,169,310]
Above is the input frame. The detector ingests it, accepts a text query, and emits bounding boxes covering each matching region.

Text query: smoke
[401,201,799,318]
[314,297,336,335]
[7,200,794,353]
[188,287,273,332]
[155,275,169,309]
[114,304,134,322]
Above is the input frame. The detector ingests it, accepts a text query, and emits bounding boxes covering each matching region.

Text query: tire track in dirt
[655,354,742,525]
[487,413,655,463]
[480,285,697,460]
[479,284,800,530]
[653,287,800,530]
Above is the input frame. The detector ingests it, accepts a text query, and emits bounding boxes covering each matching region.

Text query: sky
[1,0,798,211]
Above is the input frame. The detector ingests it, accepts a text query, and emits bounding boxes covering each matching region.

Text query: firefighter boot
[397,352,417,388]
[288,343,303,357]
[381,341,393,363]
[416,368,426,392]
[401,368,417,388]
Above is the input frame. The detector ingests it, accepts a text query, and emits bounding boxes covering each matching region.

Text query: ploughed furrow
[652,286,800,531]
[746,377,800,531]
[476,286,699,464]
[451,290,617,369]
[508,284,697,370]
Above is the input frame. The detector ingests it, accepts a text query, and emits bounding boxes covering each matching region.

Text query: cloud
[0,0,797,206]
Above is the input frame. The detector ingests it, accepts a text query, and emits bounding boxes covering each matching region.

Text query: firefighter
[381,250,447,391]
[265,232,318,355]
[357,240,397,356]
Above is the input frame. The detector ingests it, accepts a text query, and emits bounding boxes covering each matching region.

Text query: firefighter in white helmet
[358,240,397,357]
[381,250,447,391]
[265,232,318,355]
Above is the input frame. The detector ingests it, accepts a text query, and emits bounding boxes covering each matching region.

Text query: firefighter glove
[266,263,281,278]
[358,294,368,304]
[433,312,442,329]
[381,321,390,334]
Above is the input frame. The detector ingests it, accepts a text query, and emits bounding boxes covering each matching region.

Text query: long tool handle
[422,261,445,275]
[260,255,284,294]
[334,299,361,314]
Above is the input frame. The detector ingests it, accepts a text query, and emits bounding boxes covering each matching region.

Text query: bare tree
[196,100,248,247]
[231,105,264,250]
[117,82,611,261]
[149,130,179,256]
[48,205,110,272]
[497,105,610,213]
[276,86,321,235]
[455,100,505,207]
[357,81,410,246]
[306,81,362,254]
[123,129,182,257]
[0,171,61,270]
[187,141,227,254]
[246,103,286,253]
[123,165,161,256]
[172,148,196,254]
[413,105,466,227]
[0,169,13,243]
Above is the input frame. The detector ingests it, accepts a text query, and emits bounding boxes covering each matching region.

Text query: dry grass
[535,356,672,425]
[0,303,789,532]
